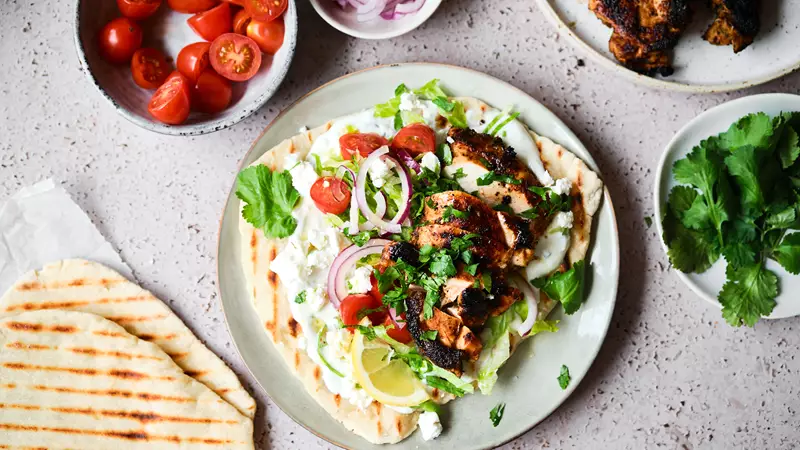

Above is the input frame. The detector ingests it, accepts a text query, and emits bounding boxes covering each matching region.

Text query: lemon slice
[350,330,429,407]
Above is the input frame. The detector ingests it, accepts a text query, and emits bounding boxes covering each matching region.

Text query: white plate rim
[216,62,621,448]
[533,0,800,94]
[653,92,800,319]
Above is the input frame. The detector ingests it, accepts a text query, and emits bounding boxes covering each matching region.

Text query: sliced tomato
[244,0,287,22]
[232,8,251,34]
[98,18,142,64]
[117,0,162,19]
[246,16,284,54]
[192,70,232,113]
[339,133,389,160]
[167,0,219,13]
[208,33,262,81]
[369,273,383,302]
[176,42,211,83]
[382,314,413,344]
[188,2,232,41]
[340,294,387,331]
[148,71,191,125]
[131,48,169,89]
[391,123,436,155]
[309,177,351,215]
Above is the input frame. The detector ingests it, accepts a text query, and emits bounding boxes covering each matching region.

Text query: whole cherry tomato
[192,70,232,114]
[98,17,143,64]
[244,0,287,22]
[131,48,170,89]
[309,177,351,215]
[116,0,162,20]
[232,8,251,35]
[246,16,284,54]
[167,0,219,13]
[187,2,232,41]
[339,133,389,160]
[208,33,262,81]
[176,42,211,83]
[148,71,191,125]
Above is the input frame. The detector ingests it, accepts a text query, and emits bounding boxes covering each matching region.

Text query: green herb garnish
[489,403,506,427]
[557,365,571,389]
[236,165,300,239]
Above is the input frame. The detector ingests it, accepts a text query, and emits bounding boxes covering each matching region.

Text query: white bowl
[309,0,441,39]
[73,0,297,136]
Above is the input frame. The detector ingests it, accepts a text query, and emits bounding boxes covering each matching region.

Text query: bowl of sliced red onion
[309,0,441,39]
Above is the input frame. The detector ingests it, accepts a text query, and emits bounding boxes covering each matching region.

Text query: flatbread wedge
[0,259,256,419]
[240,98,604,444]
[0,309,253,449]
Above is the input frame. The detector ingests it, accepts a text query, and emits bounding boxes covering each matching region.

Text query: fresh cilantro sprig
[532,260,587,315]
[489,403,506,427]
[477,171,522,186]
[662,112,800,327]
[557,365,571,389]
[236,165,300,238]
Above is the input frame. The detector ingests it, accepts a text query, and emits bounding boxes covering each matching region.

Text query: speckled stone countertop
[1,0,799,448]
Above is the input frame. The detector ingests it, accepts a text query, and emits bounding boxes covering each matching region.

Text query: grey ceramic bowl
[73,0,297,136]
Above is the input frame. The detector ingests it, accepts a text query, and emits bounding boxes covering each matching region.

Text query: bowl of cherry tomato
[74,0,296,135]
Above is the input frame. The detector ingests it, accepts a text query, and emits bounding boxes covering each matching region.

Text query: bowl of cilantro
[655,93,800,327]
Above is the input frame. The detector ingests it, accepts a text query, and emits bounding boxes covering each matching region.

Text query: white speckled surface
[1,1,799,449]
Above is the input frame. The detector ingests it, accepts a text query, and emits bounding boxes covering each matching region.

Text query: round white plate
[654,93,800,319]
[217,63,620,449]
[535,0,800,92]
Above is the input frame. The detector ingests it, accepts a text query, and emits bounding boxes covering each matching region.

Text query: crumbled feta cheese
[554,211,574,229]
[368,154,395,188]
[540,170,555,187]
[304,287,327,311]
[418,411,443,440]
[446,136,455,144]
[289,161,319,197]
[298,125,309,133]
[347,266,373,294]
[399,92,423,111]
[420,152,441,173]
[551,177,572,196]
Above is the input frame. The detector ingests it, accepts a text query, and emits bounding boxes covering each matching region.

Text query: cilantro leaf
[465,263,479,276]
[772,233,800,274]
[489,403,506,427]
[724,145,775,213]
[719,112,775,150]
[644,216,653,228]
[557,365,571,390]
[723,241,756,268]
[425,376,465,397]
[236,165,300,239]
[420,330,438,341]
[662,186,721,274]
[777,125,800,169]
[718,262,778,327]
[415,400,441,414]
[531,260,587,315]
[477,171,522,186]
[429,253,457,278]
[672,144,730,244]
[294,291,307,304]
[442,205,469,222]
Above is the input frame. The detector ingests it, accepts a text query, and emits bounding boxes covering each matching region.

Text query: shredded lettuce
[413,79,448,100]
[375,96,402,118]
[374,79,468,128]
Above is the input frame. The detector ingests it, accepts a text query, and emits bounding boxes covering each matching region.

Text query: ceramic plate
[217,63,620,449]
[654,93,800,319]
[535,0,800,92]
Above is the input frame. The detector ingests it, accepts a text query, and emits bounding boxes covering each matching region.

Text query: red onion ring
[394,149,421,174]
[509,274,539,336]
[388,307,406,330]
[327,239,391,308]
[356,148,412,234]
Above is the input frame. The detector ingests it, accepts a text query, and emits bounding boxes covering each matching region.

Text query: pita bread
[0,259,256,419]
[240,98,603,444]
[0,309,253,449]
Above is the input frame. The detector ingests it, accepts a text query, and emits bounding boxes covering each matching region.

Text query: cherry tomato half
[131,48,170,89]
[188,2,232,41]
[382,314,413,344]
[223,0,245,5]
[244,0,287,22]
[117,0,162,19]
[339,133,389,160]
[176,42,211,83]
[370,273,383,302]
[148,71,191,125]
[192,70,232,114]
[340,294,387,331]
[246,16,284,54]
[208,33,262,81]
[98,18,142,64]
[391,124,436,155]
[310,176,351,215]
[232,8,251,34]
[167,0,219,13]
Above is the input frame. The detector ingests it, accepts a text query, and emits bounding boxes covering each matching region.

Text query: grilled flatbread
[240,98,603,444]
[0,309,253,449]
[0,259,256,419]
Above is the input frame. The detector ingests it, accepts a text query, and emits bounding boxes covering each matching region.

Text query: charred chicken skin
[703,0,760,53]
[588,0,692,76]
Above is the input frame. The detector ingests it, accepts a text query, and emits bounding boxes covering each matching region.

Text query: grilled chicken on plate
[237,80,603,444]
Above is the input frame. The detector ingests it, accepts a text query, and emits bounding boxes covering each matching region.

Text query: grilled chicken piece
[443,270,520,319]
[703,0,759,53]
[443,128,552,238]
[489,280,522,317]
[455,326,482,362]
[376,241,419,274]
[588,0,691,76]
[412,224,513,270]
[406,289,464,375]
[446,287,490,328]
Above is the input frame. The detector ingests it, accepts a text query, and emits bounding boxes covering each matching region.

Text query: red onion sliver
[394,148,421,174]
[327,239,391,308]
[388,307,406,330]
[355,148,412,234]
[395,0,425,13]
